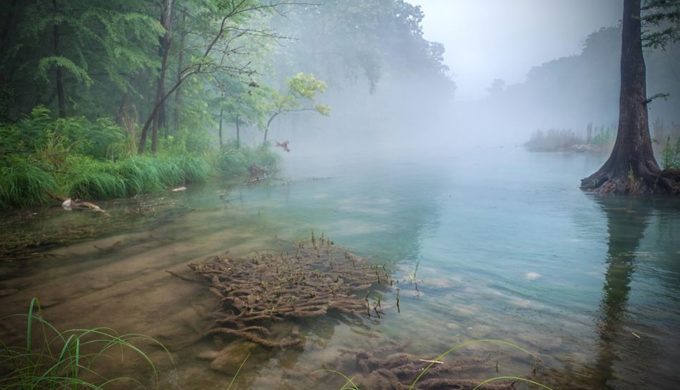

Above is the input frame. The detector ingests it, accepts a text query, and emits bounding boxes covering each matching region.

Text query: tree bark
[173,11,186,135]
[580,0,678,194]
[218,107,224,149]
[152,0,173,153]
[52,0,66,118]
[235,115,241,148]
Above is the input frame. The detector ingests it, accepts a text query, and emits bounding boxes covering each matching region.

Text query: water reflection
[592,198,651,389]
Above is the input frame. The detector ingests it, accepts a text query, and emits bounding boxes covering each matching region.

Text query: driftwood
[61,198,108,214]
[189,236,391,348]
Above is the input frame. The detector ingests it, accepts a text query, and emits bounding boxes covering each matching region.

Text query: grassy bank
[0,108,279,209]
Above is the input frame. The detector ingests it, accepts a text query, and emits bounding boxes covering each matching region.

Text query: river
[1,147,679,389]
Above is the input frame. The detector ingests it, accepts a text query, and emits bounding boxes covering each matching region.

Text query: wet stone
[209,341,257,375]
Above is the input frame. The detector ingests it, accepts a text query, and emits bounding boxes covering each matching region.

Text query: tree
[261,73,329,144]
[580,0,679,194]
[136,0,283,154]
[643,0,680,48]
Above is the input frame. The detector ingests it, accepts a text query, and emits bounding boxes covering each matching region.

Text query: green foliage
[0,107,130,162]
[288,72,327,99]
[661,136,680,169]
[643,0,680,49]
[0,157,57,208]
[175,154,211,183]
[61,154,210,200]
[216,145,280,179]
[62,156,128,200]
[0,298,168,389]
[114,156,164,195]
[261,73,330,143]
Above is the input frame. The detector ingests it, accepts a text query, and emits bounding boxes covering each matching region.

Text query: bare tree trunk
[116,92,129,125]
[235,115,241,148]
[173,11,186,135]
[143,0,173,154]
[219,107,224,149]
[52,0,66,118]
[580,0,676,194]
[152,0,173,153]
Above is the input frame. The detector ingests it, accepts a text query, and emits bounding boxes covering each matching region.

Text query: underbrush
[0,298,169,389]
[215,144,280,179]
[0,158,57,208]
[0,108,280,208]
[661,136,680,170]
[524,129,584,152]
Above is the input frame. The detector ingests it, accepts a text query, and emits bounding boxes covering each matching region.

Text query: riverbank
[0,108,279,210]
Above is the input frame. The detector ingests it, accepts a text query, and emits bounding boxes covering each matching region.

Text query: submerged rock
[209,341,257,375]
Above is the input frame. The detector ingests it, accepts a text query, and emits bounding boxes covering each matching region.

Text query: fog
[264,0,680,157]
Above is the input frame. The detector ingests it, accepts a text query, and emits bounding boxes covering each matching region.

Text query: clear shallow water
[1,148,679,389]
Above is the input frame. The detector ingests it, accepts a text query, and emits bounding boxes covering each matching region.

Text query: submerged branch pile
[189,236,391,348]
[327,344,519,390]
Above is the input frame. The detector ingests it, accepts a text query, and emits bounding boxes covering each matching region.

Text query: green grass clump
[661,136,680,170]
[0,298,170,389]
[154,157,185,187]
[175,154,211,183]
[0,158,57,207]
[62,156,127,200]
[115,156,163,195]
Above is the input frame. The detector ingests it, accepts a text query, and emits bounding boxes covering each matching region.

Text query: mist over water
[1,1,680,389]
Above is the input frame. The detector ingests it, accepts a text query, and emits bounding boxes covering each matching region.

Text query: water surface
[1,147,679,389]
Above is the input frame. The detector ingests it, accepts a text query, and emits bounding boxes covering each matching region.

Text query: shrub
[215,145,279,180]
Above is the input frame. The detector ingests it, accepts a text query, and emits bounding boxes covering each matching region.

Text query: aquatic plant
[0,298,170,389]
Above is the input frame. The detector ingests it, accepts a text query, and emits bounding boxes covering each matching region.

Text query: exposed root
[189,237,391,348]
[323,344,519,390]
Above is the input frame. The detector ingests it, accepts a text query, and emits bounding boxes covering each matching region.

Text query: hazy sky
[410,0,623,100]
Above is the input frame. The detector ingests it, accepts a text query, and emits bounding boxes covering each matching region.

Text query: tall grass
[63,156,128,200]
[0,158,57,208]
[661,136,680,170]
[0,298,170,389]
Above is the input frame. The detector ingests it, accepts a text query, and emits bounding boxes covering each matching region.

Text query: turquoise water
[1,147,679,389]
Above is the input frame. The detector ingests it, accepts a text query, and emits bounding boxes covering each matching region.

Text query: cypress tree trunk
[581,0,678,194]
[52,0,66,118]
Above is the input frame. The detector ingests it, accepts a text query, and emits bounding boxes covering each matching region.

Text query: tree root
[189,236,391,348]
[324,344,520,390]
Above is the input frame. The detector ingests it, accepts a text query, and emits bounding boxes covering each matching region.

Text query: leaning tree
[580,0,680,194]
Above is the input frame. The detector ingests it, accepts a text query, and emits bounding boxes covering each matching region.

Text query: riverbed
[1,147,679,389]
